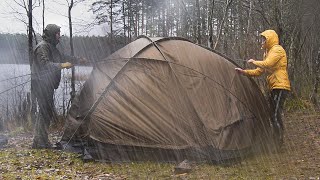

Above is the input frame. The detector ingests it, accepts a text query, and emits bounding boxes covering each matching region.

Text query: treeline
[0,33,126,64]
[0,34,28,64]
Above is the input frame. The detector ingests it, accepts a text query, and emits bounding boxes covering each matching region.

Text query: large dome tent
[60,36,273,163]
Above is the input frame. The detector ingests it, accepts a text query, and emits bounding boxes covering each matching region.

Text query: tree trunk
[28,0,37,127]
[207,0,214,48]
[122,1,127,42]
[195,0,201,44]
[28,0,33,69]
[162,5,167,37]
[42,0,45,31]
[244,0,253,67]
[310,49,320,108]
[68,0,75,104]
[128,0,132,41]
[214,0,233,50]
[110,0,113,41]
[141,0,145,35]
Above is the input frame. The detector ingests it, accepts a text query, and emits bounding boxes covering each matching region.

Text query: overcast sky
[0,0,108,36]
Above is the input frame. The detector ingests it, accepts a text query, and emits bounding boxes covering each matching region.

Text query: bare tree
[310,49,320,107]
[5,0,42,127]
[207,0,214,48]
[42,0,45,31]
[67,0,75,102]
[66,0,85,103]
[213,0,234,50]
[195,0,201,44]
[28,0,33,66]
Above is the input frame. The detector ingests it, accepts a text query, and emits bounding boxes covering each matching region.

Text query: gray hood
[42,24,61,46]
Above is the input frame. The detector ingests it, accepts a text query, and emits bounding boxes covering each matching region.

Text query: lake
[0,64,92,116]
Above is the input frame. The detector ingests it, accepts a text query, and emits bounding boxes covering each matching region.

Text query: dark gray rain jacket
[32,24,76,89]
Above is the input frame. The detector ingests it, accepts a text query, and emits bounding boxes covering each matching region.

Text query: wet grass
[0,109,319,179]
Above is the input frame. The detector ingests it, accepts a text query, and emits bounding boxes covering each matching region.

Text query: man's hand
[61,62,73,69]
[247,59,255,64]
[235,67,245,75]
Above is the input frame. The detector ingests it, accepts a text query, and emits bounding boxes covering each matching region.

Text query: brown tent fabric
[61,36,272,162]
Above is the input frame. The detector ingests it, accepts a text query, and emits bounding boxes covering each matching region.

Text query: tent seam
[145,39,213,149]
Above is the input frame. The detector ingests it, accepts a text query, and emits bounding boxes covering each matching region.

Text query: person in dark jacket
[32,24,74,149]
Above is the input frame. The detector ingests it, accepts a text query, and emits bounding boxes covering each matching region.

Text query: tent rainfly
[61,36,273,163]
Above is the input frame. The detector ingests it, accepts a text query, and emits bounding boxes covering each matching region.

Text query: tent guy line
[0,73,31,83]
[0,68,63,95]
[0,78,31,95]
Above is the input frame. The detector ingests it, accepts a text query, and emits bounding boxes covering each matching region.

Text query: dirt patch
[281,111,320,177]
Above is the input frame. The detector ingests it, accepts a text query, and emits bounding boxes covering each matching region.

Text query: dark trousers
[268,89,288,146]
[32,81,57,148]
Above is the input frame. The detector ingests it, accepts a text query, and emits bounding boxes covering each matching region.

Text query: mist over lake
[0,64,92,115]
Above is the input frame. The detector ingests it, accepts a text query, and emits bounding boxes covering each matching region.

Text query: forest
[91,0,320,100]
[2,0,320,100]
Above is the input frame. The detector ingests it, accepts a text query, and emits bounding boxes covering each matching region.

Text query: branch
[5,1,28,25]
[51,0,67,6]
[297,25,312,55]
[46,9,69,18]
[12,12,28,26]
[242,2,271,26]
[12,0,29,14]
[32,0,41,9]
[74,0,85,6]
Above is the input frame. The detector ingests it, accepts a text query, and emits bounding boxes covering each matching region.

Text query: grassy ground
[0,110,319,179]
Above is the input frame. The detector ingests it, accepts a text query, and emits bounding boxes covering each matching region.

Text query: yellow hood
[261,30,279,50]
[244,29,291,91]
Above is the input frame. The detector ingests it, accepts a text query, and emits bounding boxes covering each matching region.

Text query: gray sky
[0,0,108,36]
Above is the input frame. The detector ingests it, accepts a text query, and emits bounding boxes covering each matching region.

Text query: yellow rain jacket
[244,30,291,91]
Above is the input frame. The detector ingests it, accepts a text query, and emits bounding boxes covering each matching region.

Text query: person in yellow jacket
[235,29,291,147]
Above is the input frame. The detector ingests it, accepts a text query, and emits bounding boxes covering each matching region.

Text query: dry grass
[0,109,319,179]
